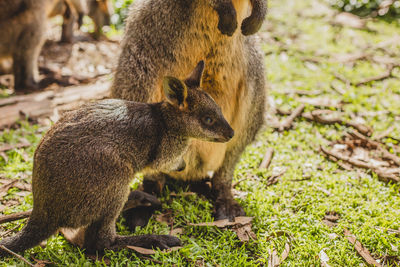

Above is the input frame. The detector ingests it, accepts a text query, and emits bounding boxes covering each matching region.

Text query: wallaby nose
[227,128,234,140]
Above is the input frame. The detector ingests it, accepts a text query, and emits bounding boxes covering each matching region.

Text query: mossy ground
[1,0,399,266]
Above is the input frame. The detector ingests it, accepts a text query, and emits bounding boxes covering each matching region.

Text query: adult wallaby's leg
[240,0,268,35]
[0,216,57,256]
[12,20,45,91]
[61,2,76,43]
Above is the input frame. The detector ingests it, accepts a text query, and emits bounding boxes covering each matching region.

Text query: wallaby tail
[0,217,56,257]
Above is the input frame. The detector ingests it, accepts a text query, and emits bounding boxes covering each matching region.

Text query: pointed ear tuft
[163,76,188,109]
[185,60,205,88]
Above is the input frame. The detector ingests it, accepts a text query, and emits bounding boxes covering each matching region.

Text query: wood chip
[355,65,397,87]
[344,229,382,267]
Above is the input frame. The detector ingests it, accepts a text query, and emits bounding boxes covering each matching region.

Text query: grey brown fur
[111,0,267,224]
[0,62,234,256]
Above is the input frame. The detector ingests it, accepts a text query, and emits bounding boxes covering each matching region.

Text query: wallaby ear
[163,76,188,109]
[184,60,205,88]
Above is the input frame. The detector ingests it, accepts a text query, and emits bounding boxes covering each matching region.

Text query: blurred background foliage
[326,0,400,17]
[111,0,134,29]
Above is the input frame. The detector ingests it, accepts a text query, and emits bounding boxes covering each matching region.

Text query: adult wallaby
[0,0,59,91]
[111,0,267,226]
[0,61,234,256]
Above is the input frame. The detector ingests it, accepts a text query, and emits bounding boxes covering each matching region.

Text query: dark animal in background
[111,0,267,227]
[0,61,234,256]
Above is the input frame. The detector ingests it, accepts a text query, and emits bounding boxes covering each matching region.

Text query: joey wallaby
[50,0,112,43]
[111,0,267,227]
[0,61,234,256]
[0,0,59,91]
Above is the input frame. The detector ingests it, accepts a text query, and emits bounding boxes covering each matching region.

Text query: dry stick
[349,130,400,166]
[344,229,382,267]
[355,65,396,87]
[279,104,305,132]
[303,110,373,136]
[0,245,34,267]
[0,142,31,153]
[0,224,21,238]
[320,146,400,183]
[259,148,274,169]
[373,125,395,140]
[0,211,31,225]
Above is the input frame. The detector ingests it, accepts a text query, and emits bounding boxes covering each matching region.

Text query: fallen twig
[355,65,397,87]
[303,110,373,136]
[266,169,286,187]
[278,104,305,132]
[0,245,34,266]
[320,146,399,183]
[0,211,31,225]
[344,229,382,267]
[0,141,31,153]
[259,148,274,169]
[349,130,400,166]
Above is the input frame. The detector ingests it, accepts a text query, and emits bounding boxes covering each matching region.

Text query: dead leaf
[280,243,290,263]
[319,249,331,267]
[344,229,382,267]
[233,223,257,242]
[170,228,183,236]
[126,246,182,255]
[155,212,173,226]
[267,249,280,267]
[322,211,340,228]
[189,217,253,228]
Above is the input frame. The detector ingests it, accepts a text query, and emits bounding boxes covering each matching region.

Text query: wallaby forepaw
[215,3,238,36]
[213,198,246,221]
[241,17,263,36]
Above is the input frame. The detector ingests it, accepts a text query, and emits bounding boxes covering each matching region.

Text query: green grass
[1,0,400,266]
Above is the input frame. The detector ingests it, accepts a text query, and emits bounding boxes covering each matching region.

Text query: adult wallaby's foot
[213,196,245,221]
[111,234,181,250]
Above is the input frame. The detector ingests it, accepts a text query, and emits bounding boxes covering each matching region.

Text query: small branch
[279,104,305,132]
[0,142,31,153]
[259,148,274,169]
[303,110,373,136]
[0,211,31,225]
[349,130,400,166]
[355,65,396,87]
[0,245,34,266]
[320,146,399,183]
[373,125,395,140]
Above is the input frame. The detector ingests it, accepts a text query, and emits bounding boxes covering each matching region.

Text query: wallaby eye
[203,116,214,125]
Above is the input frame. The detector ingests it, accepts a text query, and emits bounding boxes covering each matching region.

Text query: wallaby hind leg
[13,22,45,91]
[61,2,76,43]
[0,217,57,256]
[83,215,180,254]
